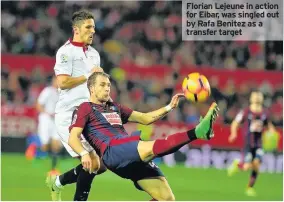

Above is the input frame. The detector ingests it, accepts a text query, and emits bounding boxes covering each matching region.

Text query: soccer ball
[182,72,211,103]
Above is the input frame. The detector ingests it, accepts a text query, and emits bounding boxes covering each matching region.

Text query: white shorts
[54,107,94,157]
[38,114,61,145]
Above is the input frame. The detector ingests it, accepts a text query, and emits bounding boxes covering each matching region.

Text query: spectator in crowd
[1,1,283,126]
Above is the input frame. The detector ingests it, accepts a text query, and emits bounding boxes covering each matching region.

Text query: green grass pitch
[1,153,283,201]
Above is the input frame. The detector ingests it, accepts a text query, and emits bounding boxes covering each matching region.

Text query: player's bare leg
[41,144,49,153]
[137,102,219,162]
[137,177,175,201]
[243,163,252,171]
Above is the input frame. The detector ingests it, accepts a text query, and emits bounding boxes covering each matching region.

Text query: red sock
[152,129,196,157]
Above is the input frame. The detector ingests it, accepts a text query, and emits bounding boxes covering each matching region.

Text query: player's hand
[228,135,237,143]
[81,153,93,174]
[169,93,185,109]
[91,67,104,73]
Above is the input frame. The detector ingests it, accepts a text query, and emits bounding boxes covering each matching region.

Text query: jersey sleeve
[54,47,72,76]
[69,103,91,131]
[37,88,50,105]
[234,109,246,123]
[118,103,133,124]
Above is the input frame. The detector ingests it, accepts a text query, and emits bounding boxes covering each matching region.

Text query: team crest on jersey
[60,54,68,63]
[102,112,122,125]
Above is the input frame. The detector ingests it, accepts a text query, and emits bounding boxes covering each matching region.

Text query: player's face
[78,19,95,45]
[92,75,111,102]
[250,92,264,104]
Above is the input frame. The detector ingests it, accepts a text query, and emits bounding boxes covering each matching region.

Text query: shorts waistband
[100,136,140,156]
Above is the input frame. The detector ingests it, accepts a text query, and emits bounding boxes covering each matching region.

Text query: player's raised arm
[229,120,239,143]
[128,93,185,125]
[229,110,244,143]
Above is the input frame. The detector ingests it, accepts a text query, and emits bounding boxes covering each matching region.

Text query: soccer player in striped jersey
[228,90,276,196]
[67,72,219,200]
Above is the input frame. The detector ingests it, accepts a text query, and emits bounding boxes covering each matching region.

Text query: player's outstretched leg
[138,103,219,161]
[194,102,219,140]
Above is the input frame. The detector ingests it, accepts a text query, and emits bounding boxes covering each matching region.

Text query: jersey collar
[69,38,88,52]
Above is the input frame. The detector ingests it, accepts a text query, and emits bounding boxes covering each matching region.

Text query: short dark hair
[87,72,110,92]
[72,10,95,27]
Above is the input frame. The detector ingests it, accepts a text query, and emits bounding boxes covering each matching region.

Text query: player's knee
[253,158,260,165]
[137,141,155,162]
[243,163,250,171]
[51,145,61,153]
[158,192,175,201]
[155,187,175,201]
[51,140,62,152]
[167,193,175,201]
[252,159,261,170]
[41,144,48,152]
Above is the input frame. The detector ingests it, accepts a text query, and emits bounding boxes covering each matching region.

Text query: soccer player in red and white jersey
[36,75,62,175]
[228,90,276,196]
[46,10,106,201]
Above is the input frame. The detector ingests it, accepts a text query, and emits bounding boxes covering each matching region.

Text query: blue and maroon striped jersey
[235,107,270,148]
[69,101,133,156]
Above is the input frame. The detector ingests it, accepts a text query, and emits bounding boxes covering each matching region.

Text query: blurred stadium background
[1,1,283,201]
